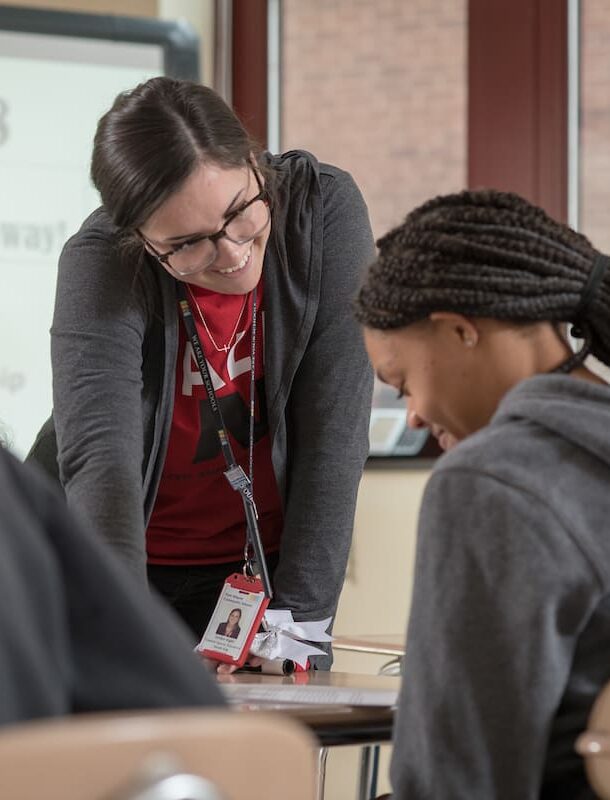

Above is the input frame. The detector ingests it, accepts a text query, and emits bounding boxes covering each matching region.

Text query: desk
[218,670,399,748]
[218,670,399,800]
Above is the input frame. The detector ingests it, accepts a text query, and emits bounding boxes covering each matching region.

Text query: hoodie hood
[492,373,610,469]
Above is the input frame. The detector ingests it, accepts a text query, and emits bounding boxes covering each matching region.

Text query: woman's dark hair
[355,189,610,369]
[91,76,264,231]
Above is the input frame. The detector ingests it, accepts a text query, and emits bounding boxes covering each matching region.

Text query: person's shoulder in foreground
[0,447,225,726]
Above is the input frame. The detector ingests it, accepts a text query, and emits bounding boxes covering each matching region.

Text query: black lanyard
[177,281,272,599]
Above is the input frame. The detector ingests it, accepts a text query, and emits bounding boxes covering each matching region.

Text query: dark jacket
[0,447,225,725]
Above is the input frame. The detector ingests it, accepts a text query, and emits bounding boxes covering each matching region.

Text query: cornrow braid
[355,189,610,369]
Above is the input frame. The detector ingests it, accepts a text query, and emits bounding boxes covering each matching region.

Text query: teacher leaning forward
[30,77,374,668]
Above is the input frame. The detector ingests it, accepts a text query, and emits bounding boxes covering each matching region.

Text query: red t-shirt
[146,278,283,564]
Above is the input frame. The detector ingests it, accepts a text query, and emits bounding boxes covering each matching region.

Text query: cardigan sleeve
[271,166,374,667]
[50,211,153,583]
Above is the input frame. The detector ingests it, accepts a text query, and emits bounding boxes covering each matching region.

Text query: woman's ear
[429,312,480,349]
[136,230,157,259]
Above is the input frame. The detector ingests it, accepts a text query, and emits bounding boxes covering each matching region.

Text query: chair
[0,709,317,800]
[576,681,610,799]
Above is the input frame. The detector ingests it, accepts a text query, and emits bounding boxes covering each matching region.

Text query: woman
[216,608,241,639]
[355,189,610,798]
[30,77,374,667]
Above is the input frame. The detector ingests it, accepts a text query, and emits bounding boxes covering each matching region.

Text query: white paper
[220,683,398,707]
[262,610,333,642]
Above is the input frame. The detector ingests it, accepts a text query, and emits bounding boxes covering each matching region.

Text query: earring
[464,338,474,348]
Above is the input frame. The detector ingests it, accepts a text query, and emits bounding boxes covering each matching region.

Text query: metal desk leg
[360,655,399,796]
[369,744,380,798]
[317,746,329,800]
[358,745,372,800]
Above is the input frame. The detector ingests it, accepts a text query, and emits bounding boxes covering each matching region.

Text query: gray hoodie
[391,373,610,799]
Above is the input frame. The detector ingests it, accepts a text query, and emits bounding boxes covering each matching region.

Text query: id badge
[195,573,270,668]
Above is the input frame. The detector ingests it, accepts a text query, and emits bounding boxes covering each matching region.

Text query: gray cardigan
[30,150,374,665]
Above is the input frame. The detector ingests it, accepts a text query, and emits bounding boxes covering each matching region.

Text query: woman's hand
[198,652,264,674]
[217,655,264,674]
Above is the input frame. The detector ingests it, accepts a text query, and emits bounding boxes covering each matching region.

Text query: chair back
[576,681,610,799]
[0,709,317,800]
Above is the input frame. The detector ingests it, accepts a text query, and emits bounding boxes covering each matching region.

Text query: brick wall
[581,0,610,253]
[281,0,467,241]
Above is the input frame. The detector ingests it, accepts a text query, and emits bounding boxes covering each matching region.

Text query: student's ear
[429,312,479,349]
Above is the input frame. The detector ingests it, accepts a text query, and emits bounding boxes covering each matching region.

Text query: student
[0,445,225,725]
[29,77,374,663]
[355,189,610,798]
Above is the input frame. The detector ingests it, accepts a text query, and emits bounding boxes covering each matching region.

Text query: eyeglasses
[138,166,270,277]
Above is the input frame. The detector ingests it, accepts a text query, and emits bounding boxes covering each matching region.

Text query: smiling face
[364,315,569,449]
[228,609,241,625]
[139,161,271,295]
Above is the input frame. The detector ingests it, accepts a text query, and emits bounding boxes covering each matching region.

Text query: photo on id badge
[196,573,268,665]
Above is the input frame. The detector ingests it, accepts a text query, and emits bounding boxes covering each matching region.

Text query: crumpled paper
[249,609,333,668]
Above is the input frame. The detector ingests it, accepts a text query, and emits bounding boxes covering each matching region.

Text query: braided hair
[355,190,610,370]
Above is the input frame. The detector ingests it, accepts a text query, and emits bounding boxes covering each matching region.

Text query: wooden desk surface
[332,634,405,657]
[218,670,400,747]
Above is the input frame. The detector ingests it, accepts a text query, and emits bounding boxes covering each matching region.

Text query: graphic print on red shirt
[147,278,283,564]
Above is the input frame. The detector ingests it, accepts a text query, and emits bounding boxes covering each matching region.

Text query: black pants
[148,552,280,643]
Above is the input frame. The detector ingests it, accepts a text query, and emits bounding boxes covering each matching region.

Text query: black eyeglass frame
[137,164,270,269]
